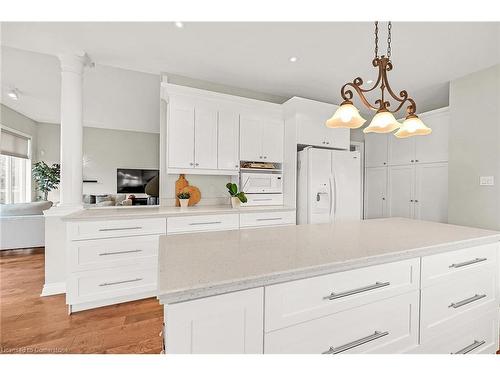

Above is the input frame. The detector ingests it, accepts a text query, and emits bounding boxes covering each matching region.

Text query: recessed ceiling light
[289,56,298,63]
[174,22,184,28]
[7,89,19,101]
[367,80,374,84]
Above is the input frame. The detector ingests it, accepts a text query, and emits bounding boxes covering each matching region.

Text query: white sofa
[0,201,53,250]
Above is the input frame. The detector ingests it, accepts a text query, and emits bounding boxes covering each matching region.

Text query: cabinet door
[240,116,263,161]
[296,114,327,147]
[389,136,416,166]
[217,111,240,170]
[364,167,388,219]
[261,119,284,163]
[415,111,449,163]
[326,128,350,150]
[165,288,264,354]
[388,165,415,219]
[414,162,448,223]
[168,102,195,168]
[365,133,389,167]
[194,106,218,169]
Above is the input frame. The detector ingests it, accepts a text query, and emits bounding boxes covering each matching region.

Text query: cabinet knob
[235,165,238,168]
[195,163,199,166]
[410,199,414,202]
[411,160,414,163]
[415,159,419,162]
[322,141,325,144]
[326,141,330,145]
[414,199,419,203]
[383,162,387,165]
[189,162,194,166]
[382,197,385,201]
[259,156,263,159]
[263,156,267,159]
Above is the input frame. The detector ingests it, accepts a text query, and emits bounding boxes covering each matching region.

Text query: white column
[58,53,89,207]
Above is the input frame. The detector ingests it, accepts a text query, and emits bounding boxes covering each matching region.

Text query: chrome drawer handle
[448,294,486,309]
[99,278,143,287]
[256,217,283,221]
[322,331,389,354]
[323,282,390,301]
[449,257,487,268]
[453,340,486,354]
[189,221,222,226]
[99,226,142,232]
[99,249,143,256]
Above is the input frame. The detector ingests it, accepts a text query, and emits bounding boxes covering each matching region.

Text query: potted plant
[177,192,191,208]
[32,161,60,201]
[226,183,247,208]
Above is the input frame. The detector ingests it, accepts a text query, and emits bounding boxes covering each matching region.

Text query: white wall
[448,64,500,230]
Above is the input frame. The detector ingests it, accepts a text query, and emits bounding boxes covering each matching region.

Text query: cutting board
[175,174,189,207]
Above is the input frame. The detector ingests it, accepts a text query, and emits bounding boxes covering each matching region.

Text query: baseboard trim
[69,291,156,313]
[41,282,66,296]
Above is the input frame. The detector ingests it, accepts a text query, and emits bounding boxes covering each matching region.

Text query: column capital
[58,52,91,75]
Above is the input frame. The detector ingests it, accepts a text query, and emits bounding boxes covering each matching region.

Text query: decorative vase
[231,196,241,208]
[179,198,190,208]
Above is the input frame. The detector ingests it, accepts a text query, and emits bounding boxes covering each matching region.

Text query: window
[0,126,32,204]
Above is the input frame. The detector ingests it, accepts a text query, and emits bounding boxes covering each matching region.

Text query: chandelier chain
[387,21,392,59]
[374,21,379,58]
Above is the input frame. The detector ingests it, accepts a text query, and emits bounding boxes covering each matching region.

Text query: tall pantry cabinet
[364,108,449,223]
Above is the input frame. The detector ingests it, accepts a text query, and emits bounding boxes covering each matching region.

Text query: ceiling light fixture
[289,56,298,63]
[174,22,184,28]
[326,22,431,138]
[7,88,20,101]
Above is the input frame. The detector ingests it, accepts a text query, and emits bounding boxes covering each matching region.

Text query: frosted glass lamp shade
[394,115,432,138]
[363,110,400,134]
[325,103,366,129]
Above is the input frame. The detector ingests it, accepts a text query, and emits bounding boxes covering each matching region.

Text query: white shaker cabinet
[365,133,389,167]
[194,106,218,169]
[414,163,448,222]
[217,111,240,171]
[415,110,449,164]
[240,115,283,163]
[388,165,415,219]
[364,167,388,219]
[165,288,264,354]
[168,101,195,169]
[389,136,416,166]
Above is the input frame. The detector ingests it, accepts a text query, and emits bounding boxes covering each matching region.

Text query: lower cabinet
[164,288,264,354]
[265,292,419,354]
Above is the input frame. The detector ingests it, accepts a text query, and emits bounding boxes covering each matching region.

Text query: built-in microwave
[240,172,283,194]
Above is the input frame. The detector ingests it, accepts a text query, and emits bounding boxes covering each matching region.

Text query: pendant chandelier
[326,22,431,138]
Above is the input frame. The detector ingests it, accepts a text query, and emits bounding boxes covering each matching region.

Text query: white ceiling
[1,22,499,129]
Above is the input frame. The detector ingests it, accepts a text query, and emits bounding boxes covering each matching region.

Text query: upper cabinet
[364,108,450,168]
[283,97,350,150]
[217,111,240,171]
[163,84,282,175]
[240,115,284,163]
[365,133,389,167]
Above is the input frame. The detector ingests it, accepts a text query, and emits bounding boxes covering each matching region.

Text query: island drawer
[264,258,420,332]
[264,291,418,354]
[167,213,239,234]
[411,308,498,354]
[67,218,166,241]
[420,264,497,343]
[421,243,498,287]
[66,264,157,305]
[68,235,159,272]
[240,210,296,228]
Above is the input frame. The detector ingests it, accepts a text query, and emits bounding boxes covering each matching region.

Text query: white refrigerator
[297,147,361,224]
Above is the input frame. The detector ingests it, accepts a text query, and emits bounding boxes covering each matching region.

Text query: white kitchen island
[158,218,500,354]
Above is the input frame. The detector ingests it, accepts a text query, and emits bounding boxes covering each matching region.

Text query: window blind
[0,128,30,159]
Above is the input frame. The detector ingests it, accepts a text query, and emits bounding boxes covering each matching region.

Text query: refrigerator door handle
[328,175,334,219]
[332,173,338,215]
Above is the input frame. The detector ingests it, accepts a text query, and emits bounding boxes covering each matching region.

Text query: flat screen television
[117,168,159,194]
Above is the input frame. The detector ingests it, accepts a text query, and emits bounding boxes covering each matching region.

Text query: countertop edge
[62,205,296,221]
[157,234,500,305]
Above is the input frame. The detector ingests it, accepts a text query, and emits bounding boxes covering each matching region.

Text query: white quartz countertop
[63,204,295,221]
[157,218,500,304]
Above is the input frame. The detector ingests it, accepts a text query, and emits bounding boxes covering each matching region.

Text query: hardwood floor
[0,248,163,354]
